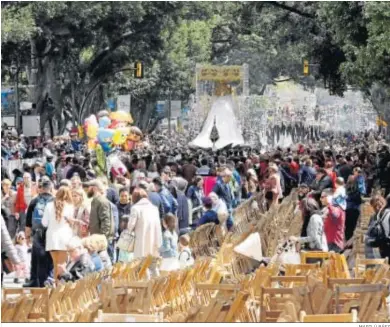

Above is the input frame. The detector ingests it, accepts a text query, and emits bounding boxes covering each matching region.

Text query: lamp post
[10,61,20,133]
[166,88,172,137]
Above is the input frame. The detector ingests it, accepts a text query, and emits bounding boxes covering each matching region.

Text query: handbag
[117,229,135,252]
[1,253,15,273]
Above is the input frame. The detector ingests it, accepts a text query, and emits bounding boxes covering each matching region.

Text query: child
[333,177,347,210]
[160,213,179,259]
[117,215,133,263]
[14,232,30,284]
[178,234,194,269]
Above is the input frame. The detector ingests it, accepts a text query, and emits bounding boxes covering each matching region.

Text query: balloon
[97,110,110,118]
[110,111,133,124]
[97,128,114,143]
[112,127,129,146]
[108,156,128,177]
[87,139,97,150]
[86,124,98,139]
[99,116,111,128]
[128,126,143,142]
[84,115,99,139]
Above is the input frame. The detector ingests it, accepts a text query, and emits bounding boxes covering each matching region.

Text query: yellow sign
[303,60,309,76]
[376,117,388,127]
[198,65,242,81]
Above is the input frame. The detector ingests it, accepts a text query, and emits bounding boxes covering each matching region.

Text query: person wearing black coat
[310,168,333,200]
[66,157,87,180]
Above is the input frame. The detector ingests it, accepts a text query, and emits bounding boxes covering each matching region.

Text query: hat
[83,179,105,191]
[15,177,24,184]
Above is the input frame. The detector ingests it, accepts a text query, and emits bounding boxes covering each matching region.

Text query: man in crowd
[86,179,116,259]
[153,177,178,215]
[320,188,346,253]
[213,168,234,231]
[24,177,54,287]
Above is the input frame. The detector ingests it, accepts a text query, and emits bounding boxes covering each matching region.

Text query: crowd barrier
[2,192,390,323]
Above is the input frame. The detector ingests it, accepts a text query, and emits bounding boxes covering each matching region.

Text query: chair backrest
[94,310,163,322]
[300,309,357,322]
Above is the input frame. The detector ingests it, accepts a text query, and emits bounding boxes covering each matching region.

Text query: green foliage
[2,1,390,132]
[1,4,35,43]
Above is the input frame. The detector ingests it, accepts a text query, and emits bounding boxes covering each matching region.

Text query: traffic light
[134,61,144,79]
[303,59,309,76]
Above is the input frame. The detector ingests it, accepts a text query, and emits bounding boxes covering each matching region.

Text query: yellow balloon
[88,139,96,150]
[86,124,98,139]
[112,128,129,145]
[110,111,133,124]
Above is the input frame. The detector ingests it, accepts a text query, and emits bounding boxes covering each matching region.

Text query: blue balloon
[97,128,114,143]
[100,142,112,153]
[99,116,111,128]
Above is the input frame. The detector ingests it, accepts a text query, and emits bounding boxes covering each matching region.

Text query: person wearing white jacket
[126,188,162,278]
[42,186,75,282]
[290,197,328,252]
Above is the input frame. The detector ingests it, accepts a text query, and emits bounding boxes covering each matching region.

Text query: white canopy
[189,96,245,149]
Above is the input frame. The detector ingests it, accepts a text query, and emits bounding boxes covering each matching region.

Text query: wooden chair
[94,310,163,322]
[300,251,331,264]
[334,283,387,321]
[2,288,50,322]
[355,258,389,279]
[300,309,358,322]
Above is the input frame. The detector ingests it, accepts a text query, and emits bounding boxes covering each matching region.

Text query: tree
[1,2,184,135]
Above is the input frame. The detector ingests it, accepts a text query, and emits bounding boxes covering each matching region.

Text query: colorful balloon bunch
[84,110,143,153]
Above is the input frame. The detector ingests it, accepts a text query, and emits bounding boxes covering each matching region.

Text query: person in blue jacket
[197,197,219,227]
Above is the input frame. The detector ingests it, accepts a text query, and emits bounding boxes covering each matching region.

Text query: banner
[198,65,242,81]
[117,94,131,113]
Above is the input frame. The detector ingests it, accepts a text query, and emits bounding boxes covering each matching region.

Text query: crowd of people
[1,129,390,288]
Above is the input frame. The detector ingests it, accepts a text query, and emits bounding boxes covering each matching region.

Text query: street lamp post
[167,88,172,138]
[10,61,20,133]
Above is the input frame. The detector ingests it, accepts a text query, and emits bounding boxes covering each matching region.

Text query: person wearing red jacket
[320,188,346,253]
[14,173,37,234]
[325,161,337,189]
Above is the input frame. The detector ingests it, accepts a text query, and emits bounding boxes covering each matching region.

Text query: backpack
[32,197,51,230]
[369,210,390,246]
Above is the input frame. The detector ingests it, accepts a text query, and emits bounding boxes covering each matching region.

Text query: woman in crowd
[246,169,258,198]
[264,163,282,208]
[186,176,204,226]
[126,188,162,274]
[15,172,37,235]
[71,174,83,190]
[147,162,159,180]
[81,234,112,271]
[365,194,390,260]
[160,213,179,259]
[290,197,328,252]
[345,167,366,241]
[42,186,75,282]
[2,179,17,238]
[71,188,90,238]
[58,236,95,282]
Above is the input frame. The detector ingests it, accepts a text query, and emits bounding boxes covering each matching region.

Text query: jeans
[29,234,53,287]
[107,240,116,264]
[328,243,342,253]
[8,213,26,239]
[226,208,234,231]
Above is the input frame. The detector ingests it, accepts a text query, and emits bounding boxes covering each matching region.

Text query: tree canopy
[2,1,390,135]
